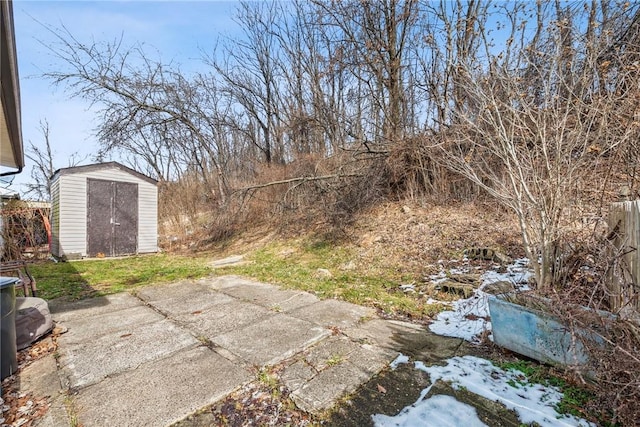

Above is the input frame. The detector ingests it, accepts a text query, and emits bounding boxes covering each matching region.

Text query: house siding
[51,163,158,258]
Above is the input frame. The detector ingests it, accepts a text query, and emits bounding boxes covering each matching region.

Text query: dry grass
[347,201,523,278]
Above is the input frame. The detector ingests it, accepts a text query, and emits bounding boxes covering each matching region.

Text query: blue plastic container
[488,294,589,366]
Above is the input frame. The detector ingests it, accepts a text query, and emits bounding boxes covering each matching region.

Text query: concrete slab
[282,335,394,414]
[343,318,422,349]
[135,280,211,303]
[341,342,394,377]
[174,299,273,338]
[322,360,433,426]
[288,299,376,330]
[18,352,61,397]
[302,335,361,371]
[218,282,319,312]
[203,275,262,290]
[281,360,317,391]
[18,353,70,427]
[209,255,248,268]
[58,319,198,390]
[74,346,251,427]
[291,362,371,413]
[211,313,330,366]
[57,305,165,344]
[141,289,237,318]
[49,293,142,323]
[34,398,69,427]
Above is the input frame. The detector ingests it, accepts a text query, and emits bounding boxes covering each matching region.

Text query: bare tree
[439,1,640,288]
[210,0,286,164]
[43,27,231,203]
[25,119,84,200]
[311,0,419,150]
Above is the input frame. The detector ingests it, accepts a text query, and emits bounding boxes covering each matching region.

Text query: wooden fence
[608,200,640,312]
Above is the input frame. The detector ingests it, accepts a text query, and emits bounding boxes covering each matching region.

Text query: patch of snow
[389,354,410,370]
[480,257,532,289]
[376,356,594,427]
[372,394,488,427]
[428,258,533,342]
[428,292,490,342]
[413,356,594,427]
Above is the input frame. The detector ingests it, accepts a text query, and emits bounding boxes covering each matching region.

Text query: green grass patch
[499,360,595,421]
[29,253,211,301]
[28,237,446,322]
[218,239,443,320]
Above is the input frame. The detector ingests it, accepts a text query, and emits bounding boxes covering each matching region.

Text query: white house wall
[54,166,158,258]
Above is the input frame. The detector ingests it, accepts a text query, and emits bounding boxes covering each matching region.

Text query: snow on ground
[376,259,595,427]
[428,258,532,342]
[372,356,595,427]
[372,393,487,427]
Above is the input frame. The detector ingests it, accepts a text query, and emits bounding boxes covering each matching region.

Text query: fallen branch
[233,173,362,193]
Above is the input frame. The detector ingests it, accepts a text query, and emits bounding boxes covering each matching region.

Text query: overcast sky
[6,0,240,197]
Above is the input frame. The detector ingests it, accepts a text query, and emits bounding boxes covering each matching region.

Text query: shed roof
[51,162,158,185]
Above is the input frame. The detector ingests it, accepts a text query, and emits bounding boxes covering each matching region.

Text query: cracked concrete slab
[58,318,199,390]
[174,298,273,338]
[288,299,376,330]
[74,346,251,427]
[49,293,142,323]
[18,351,68,427]
[282,334,396,413]
[26,275,481,427]
[218,282,319,312]
[291,362,372,413]
[140,288,237,318]
[134,280,212,303]
[211,313,330,366]
[203,275,263,290]
[57,305,165,344]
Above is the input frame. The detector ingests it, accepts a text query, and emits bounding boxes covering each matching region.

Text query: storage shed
[50,162,158,259]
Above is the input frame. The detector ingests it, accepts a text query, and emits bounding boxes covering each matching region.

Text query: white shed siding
[52,163,158,258]
[137,183,158,253]
[50,178,60,256]
[57,174,88,257]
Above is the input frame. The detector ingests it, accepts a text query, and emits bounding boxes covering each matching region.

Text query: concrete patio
[17,275,468,426]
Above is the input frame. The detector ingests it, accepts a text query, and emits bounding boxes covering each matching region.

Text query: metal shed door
[87,179,138,257]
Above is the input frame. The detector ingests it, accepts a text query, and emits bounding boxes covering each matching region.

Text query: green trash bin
[1,277,18,381]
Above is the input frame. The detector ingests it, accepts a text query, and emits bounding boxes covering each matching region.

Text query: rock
[448,273,481,286]
[492,251,512,265]
[209,255,246,268]
[464,248,512,264]
[314,268,333,279]
[482,281,515,295]
[437,280,475,298]
[401,205,412,214]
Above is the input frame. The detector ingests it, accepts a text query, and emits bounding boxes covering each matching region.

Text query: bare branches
[234,173,362,193]
[25,119,85,201]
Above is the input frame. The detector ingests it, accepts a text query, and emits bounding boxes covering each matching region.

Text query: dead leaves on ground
[1,327,62,427]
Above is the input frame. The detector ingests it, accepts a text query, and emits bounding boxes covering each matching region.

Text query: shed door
[87,179,138,257]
